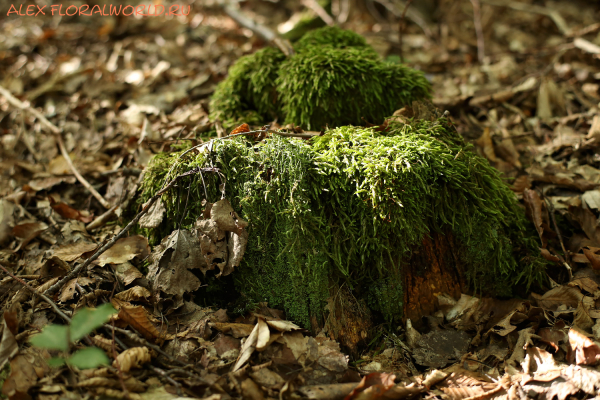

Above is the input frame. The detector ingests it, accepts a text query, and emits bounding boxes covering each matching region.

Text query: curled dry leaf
[138,197,165,229]
[12,222,48,248]
[114,286,151,302]
[211,322,254,338]
[568,327,600,365]
[50,200,94,223]
[256,318,270,351]
[146,229,203,298]
[266,320,301,332]
[0,199,16,246]
[113,347,151,373]
[233,322,259,372]
[97,235,150,266]
[52,241,98,262]
[344,372,396,400]
[115,302,164,342]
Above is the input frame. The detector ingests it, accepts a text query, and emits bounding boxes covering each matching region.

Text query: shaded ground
[2,0,600,399]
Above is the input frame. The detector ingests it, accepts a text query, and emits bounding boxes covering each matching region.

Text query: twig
[301,0,334,26]
[44,167,218,297]
[86,205,119,231]
[480,0,570,36]
[221,3,294,57]
[544,197,573,280]
[0,264,71,323]
[398,0,413,63]
[470,0,485,64]
[0,85,111,209]
[150,365,183,396]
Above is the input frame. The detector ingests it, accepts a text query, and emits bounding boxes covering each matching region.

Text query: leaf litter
[2,0,600,399]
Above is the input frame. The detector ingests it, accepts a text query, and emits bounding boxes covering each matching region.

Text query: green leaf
[67,347,109,370]
[70,304,116,342]
[47,357,66,367]
[29,324,69,351]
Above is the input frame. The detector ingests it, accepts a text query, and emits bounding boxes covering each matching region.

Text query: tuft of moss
[277,47,431,129]
[293,26,376,54]
[137,116,546,328]
[209,47,287,128]
[209,26,431,131]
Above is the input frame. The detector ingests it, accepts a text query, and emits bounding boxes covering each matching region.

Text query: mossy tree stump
[134,28,545,353]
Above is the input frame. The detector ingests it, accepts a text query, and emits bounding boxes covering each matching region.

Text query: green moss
[293,26,376,54]
[277,47,431,129]
[209,26,431,131]
[138,116,546,328]
[209,47,287,129]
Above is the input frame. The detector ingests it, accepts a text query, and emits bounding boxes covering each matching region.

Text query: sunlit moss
[209,26,431,131]
[137,117,546,328]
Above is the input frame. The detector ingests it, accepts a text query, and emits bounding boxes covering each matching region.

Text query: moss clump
[209,47,287,127]
[293,26,376,54]
[209,26,431,131]
[138,116,546,328]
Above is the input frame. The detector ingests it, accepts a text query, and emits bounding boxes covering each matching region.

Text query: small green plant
[30,303,117,369]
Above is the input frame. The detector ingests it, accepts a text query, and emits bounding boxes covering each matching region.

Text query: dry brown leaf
[211,322,254,338]
[256,317,270,351]
[266,319,301,332]
[50,200,93,223]
[114,286,151,302]
[97,235,149,266]
[1,347,49,399]
[12,222,48,248]
[233,322,259,372]
[138,198,165,229]
[568,327,600,365]
[112,262,143,286]
[113,347,151,373]
[0,200,16,246]
[58,277,95,303]
[523,189,547,247]
[344,372,396,400]
[117,305,164,342]
[533,285,584,311]
[53,241,98,262]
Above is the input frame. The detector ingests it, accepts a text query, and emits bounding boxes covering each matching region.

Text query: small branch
[45,166,218,297]
[221,3,294,57]
[301,0,334,26]
[398,0,413,63]
[0,264,71,323]
[0,85,111,209]
[480,0,570,36]
[470,0,485,64]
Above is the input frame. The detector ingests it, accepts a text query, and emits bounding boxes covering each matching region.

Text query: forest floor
[2,0,600,399]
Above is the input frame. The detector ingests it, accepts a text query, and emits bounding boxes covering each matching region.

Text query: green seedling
[29,303,117,369]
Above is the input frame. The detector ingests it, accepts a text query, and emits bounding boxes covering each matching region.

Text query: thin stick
[470,0,485,64]
[544,198,573,280]
[222,3,294,57]
[398,0,413,63]
[0,264,71,323]
[480,0,570,35]
[301,0,334,26]
[0,85,111,209]
[44,167,219,297]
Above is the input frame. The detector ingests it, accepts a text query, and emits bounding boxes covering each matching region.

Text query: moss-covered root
[209,47,286,129]
[277,47,431,130]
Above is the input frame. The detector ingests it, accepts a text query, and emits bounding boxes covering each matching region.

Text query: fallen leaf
[343,372,396,400]
[52,241,98,262]
[568,327,600,365]
[97,235,149,266]
[233,321,259,372]
[113,347,151,373]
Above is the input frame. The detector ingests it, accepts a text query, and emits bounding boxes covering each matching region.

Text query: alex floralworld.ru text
[6,4,191,17]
